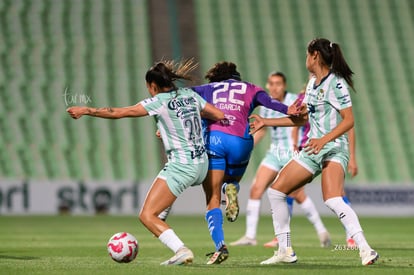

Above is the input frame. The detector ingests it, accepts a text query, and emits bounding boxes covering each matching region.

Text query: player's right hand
[66,106,87,119]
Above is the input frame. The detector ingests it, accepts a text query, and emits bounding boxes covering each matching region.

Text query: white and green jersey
[304,73,352,149]
[140,88,208,165]
[260,92,297,152]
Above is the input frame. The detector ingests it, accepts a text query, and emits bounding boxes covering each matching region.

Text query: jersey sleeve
[254,91,288,114]
[329,79,352,110]
[193,91,207,110]
[139,97,162,116]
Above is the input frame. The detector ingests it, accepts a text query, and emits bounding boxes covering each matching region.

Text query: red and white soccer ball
[107,232,139,263]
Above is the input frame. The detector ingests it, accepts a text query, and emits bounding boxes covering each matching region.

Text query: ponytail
[330,43,354,90]
[307,38,354,90]
[145,58,198,90]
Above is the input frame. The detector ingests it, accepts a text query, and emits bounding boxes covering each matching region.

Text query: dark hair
[145,59,197,90]
[268,71,287,84]
[307,38,354,90]
[204,61,241,83]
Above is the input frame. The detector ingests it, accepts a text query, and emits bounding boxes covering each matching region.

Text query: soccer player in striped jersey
[250,38,379,266]
[192,62,301,264]
[67,60,225,266]
[231,72,331,248]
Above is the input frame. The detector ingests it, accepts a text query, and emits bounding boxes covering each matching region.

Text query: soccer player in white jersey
[231,72,331,248]
[250,38,379,266]
[67,60,225,266]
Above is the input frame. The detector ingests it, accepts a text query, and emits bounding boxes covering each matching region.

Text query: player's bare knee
[138,211,146,224]
[294,192,307,204]
[138,209,152,225]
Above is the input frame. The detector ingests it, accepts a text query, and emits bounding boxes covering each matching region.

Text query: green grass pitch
[0,215,413,275]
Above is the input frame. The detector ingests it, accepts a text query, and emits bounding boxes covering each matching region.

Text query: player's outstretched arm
[201,102,225,121]
[255,91,303,115]
[66,104,148,119]
[249,111,308,135]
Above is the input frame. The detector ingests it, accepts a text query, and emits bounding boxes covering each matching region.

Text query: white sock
[267,188,291,251]
[352,232,371,251]
[300,197,327,234]
[277,232,291,252]
[245,199,261,239]
[324,197,371,251]
[158,229,185,253]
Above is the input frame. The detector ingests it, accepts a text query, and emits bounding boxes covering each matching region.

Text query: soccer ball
[107,232,139,263]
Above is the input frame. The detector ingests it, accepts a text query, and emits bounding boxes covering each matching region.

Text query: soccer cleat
[360,249,379,266]
[230,236,257,246]
[260,247,297,264]
[347,238,357,249]
[160,247,194,266]
[263,237,278,248]
[318,231,331,248]
[225,183,239,222]
[206,245,229,264]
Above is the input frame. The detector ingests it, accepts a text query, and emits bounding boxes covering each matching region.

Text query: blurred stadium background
[0,0,413,215]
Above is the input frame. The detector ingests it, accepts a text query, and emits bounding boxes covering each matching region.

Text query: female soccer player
[67,60,225,266]
[192,62,301,264]
[250,38,379,266]
[292,90,359,249]
[231,72,331,248]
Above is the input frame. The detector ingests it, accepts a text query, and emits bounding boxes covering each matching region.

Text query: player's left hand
[304,138,327,155]
[347,157,358,177]
[249,114,265,135]
[66,106,87,119]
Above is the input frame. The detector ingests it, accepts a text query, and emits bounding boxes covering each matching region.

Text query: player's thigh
[226,135,253,162]
[321,161,346,201]
[250,165,278,199]
[225,136,253,178]
[140,178,177,217]
[289,186,307,203]
[270,159,313,194]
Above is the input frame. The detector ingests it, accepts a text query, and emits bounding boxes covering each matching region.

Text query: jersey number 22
[212,82,247,106]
